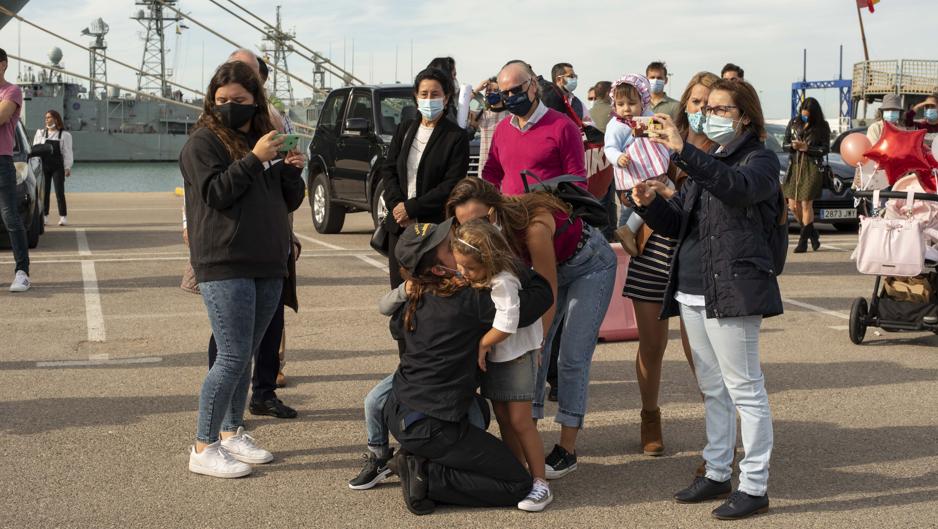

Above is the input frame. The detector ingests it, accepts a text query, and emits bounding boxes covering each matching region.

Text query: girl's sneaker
[188,441,252,478]
[518,479,553,512]
[220,427,274,464]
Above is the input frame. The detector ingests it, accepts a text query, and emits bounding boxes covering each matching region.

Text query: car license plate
[819,208,855,220]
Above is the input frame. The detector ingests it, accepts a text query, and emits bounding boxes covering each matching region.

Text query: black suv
[306,84,417,233]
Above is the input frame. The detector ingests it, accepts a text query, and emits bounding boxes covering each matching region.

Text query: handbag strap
[905,189,916,218]
[873,189,880,207]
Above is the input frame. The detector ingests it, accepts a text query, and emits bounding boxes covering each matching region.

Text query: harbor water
[69,163,183,193]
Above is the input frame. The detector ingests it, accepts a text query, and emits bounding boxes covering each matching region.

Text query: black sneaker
[674,476,732,504]
[249,397,298,419]
[712,490,769,520]
[547,385,558,402]
[348,449,394,490]
[544,444,577,479]
[394,451,435,515]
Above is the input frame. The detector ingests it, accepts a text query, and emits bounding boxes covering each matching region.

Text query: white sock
[626,212,644,232]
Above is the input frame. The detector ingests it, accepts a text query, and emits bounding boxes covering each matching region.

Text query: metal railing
[852,60,938,99]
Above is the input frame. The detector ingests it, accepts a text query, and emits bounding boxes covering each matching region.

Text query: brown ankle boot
[640,408,664,456]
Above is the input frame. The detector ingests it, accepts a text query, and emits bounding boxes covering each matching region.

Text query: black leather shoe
[712,490,769,520]
[548,385,559,402]
[394,451,435,516]
[674,476,732,504]
[249,397,298,419]
[807,223,821,251]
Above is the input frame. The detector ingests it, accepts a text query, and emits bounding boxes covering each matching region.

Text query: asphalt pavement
[1,192,937,529]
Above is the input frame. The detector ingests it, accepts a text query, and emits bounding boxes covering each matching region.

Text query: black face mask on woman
[216,102,257,130]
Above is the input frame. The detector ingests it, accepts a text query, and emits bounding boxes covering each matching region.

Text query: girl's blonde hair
[451,219,521,288]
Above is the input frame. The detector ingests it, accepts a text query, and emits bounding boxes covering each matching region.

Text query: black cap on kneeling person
[394,218,455,276]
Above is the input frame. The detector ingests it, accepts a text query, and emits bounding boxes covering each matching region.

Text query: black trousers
[42,165,66,216]
[384,392,531,507]
[388,229,403,288]
[209,290,285,402]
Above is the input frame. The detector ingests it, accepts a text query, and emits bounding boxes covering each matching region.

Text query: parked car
[306,84,418,233]
[0,120,47,249]
[765,123,859,231]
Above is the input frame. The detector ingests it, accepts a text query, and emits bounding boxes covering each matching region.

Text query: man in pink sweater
[482,61,586,196]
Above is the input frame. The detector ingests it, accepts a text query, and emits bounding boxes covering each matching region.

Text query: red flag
[857,0,880,13]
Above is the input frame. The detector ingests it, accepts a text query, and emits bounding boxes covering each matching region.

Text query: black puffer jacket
[640,132,783,319]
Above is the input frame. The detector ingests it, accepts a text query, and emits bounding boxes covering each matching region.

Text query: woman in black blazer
[381,67,470,287]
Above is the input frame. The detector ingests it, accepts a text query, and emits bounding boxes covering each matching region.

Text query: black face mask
[216,102,257,130]
[504,90,535,117]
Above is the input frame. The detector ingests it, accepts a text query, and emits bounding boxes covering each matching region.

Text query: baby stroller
[849,176,938,344]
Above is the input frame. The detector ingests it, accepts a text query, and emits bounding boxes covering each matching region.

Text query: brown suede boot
[640,408,664,456]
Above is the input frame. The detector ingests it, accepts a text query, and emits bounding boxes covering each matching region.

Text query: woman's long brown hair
[673,71,720,138]
[445,178,569,259]
[400,250,465,332]
[44,110,64,131]
[193,61,275,160]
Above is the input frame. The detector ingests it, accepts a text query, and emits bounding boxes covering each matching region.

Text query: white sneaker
[43,215,48,226]
[9,270,30,292]
[58,216,67,226]
[518,479,553,512]
[188,441,252,478]
[220,427,273,464]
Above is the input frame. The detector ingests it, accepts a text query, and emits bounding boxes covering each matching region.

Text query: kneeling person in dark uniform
[383,219,553,515]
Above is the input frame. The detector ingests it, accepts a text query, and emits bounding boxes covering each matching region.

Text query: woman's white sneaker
[518,479,553,512]
[220,427,273,464]
[188,441,252,478]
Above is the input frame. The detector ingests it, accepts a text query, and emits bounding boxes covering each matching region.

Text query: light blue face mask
[686,111,705,134]
[564,76,578,92]
[417,98,445,121]
[649,78,666,94]
[883,110,901,123]
[925,108,938,122]
[703,114,739,145]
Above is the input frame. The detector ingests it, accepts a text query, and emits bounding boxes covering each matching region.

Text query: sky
[1,0,936,120]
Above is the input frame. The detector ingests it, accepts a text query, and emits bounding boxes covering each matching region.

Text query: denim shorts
[481,350,537,402]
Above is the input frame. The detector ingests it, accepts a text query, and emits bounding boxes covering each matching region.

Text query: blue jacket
[639,132,784,319]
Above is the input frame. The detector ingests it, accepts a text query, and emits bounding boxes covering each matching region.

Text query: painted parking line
[355,254,389,273]
[74,229,107,343]
[36,357,163,368]
[783,297,849,320]
[295,233,346,251]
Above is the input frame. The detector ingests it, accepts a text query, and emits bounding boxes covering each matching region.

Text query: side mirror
[344,117,370,134]
[29,144,52,158]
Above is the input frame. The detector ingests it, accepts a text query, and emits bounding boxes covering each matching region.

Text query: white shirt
[406,125,434,199]
[489,271,544,363]
[675,291,706,308]
[32,128,73,170]
[508,100,549,133]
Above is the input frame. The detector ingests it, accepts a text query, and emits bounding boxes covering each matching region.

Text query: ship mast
[81,18,109,101]
[133,0,182,98]
[260,5,295,106]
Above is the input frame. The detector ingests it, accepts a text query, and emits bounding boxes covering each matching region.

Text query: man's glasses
[704,105,738,117]
[500,79,531,101]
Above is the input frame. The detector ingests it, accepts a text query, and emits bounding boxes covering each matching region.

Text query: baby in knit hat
[604,73,671,256]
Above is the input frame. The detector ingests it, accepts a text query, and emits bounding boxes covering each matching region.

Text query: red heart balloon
[863,122,931,185]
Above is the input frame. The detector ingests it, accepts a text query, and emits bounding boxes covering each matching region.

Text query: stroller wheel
[849,298,869,345]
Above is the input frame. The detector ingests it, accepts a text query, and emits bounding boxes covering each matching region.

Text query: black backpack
[519,170,610,230]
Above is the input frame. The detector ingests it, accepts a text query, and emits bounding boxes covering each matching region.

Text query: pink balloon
[840,132,873,167]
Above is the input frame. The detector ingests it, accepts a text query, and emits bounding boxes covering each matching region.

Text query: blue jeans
[196,277,283,443]
[365,373,488,450]
[0,156,29,274]
[533,228,617,427]
[679,304,773,496]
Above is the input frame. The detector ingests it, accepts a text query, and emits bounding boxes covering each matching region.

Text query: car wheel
[371,180,387,229]
[833,222,859,233]
[310,173,345,234]
[27,203,41,249]
[849,297,868,345]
